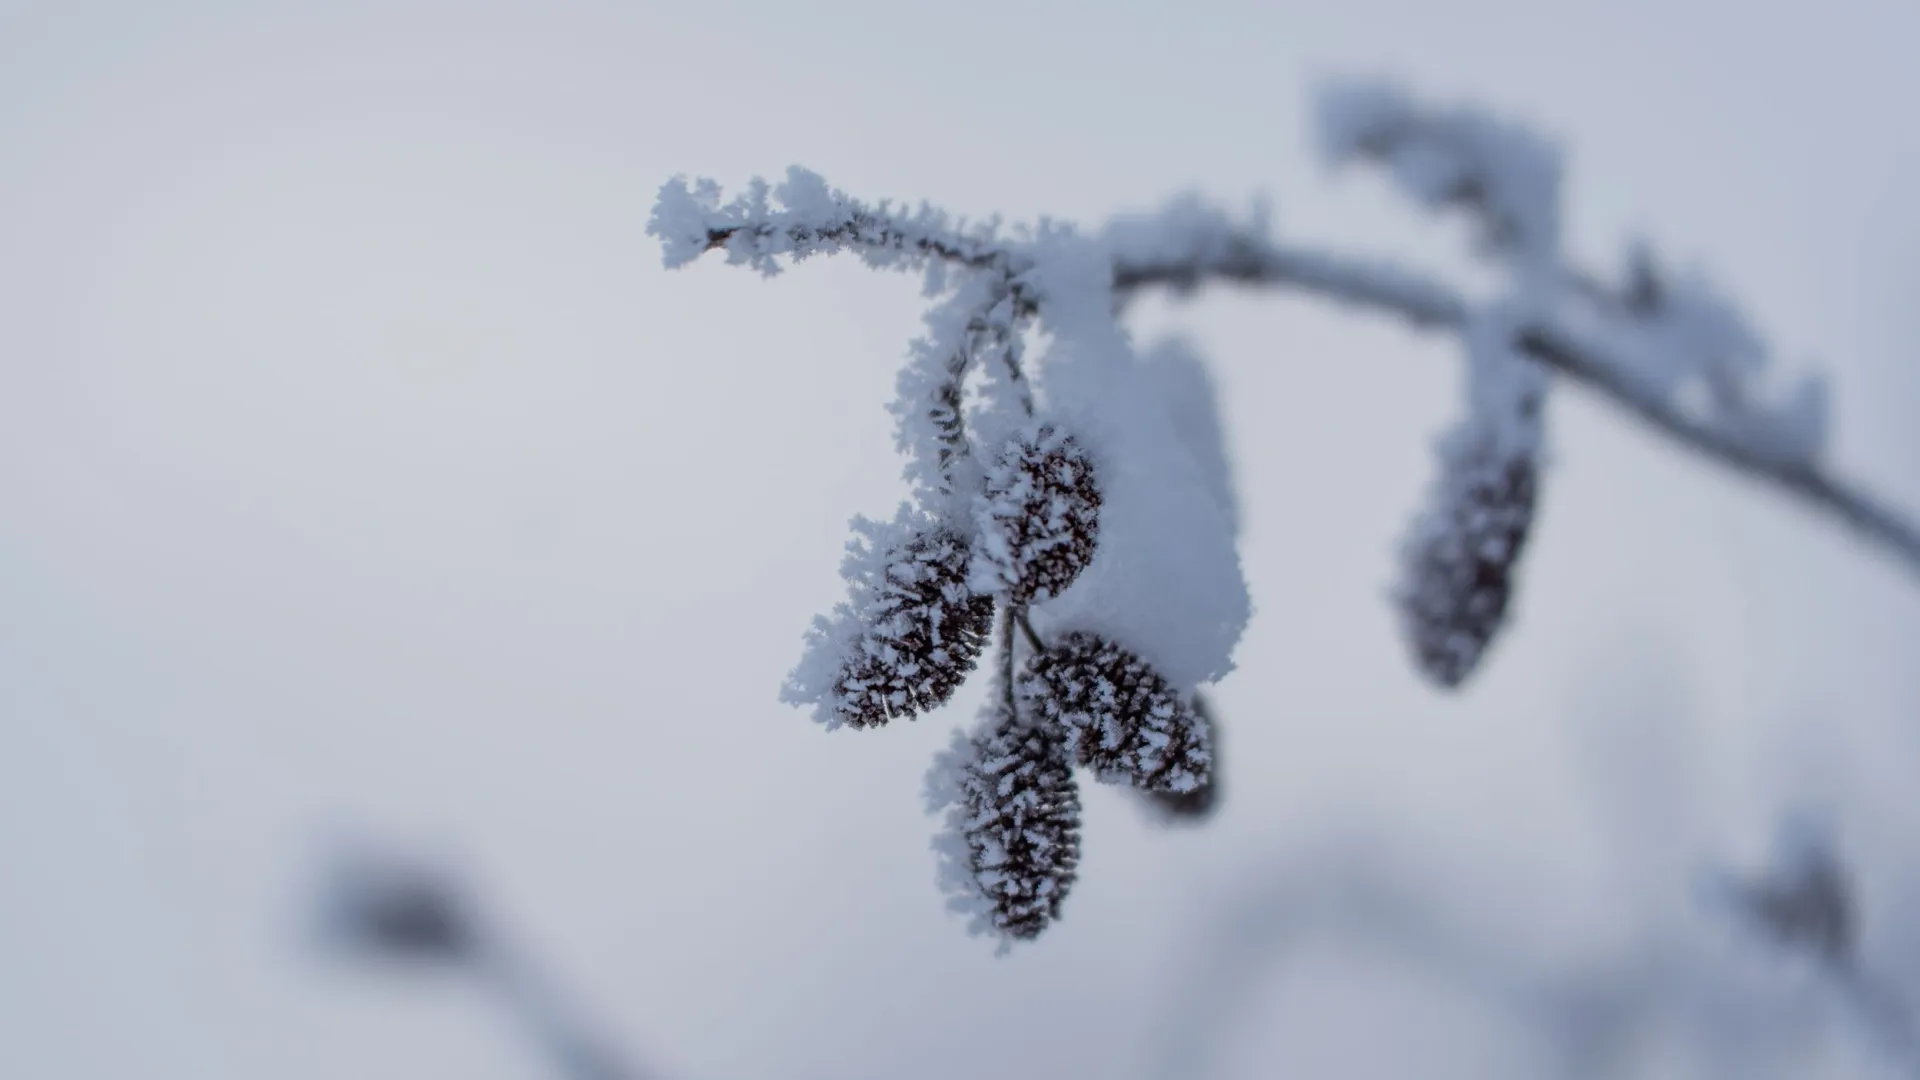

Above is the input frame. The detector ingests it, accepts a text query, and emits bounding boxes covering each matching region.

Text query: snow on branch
[650,166,1011,278]
[1565,242,1832,463]
[1105,196,1920,580]
[648,78,1920,947]
[1104,194,1467,325]
[1317,79,1563,263]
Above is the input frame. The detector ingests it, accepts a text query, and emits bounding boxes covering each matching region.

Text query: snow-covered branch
[646,79,1920,950]
[650,166,1013,279]
[1316,79,1563,263]
[1107,217,1920,579]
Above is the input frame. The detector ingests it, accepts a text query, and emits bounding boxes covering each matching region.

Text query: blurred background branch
[317,843,655,1080]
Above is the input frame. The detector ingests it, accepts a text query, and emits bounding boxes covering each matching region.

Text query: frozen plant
[1706,813,1858,968]
[647,79,1920,949]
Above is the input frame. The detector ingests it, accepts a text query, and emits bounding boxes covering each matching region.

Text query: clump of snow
[1141,336,1241,538]
[889,275,1006,514]
[1015,228,1251,691]
[1462,301,1550,460]
[1570,245,1830,465]
[1099,192,1271,291]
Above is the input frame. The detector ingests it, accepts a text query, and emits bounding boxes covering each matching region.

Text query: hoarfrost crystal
[650,75,1905,952]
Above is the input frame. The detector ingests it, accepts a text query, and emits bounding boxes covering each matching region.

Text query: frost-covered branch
[1317,79,1563,263]
[1110,221,1468,326]
[646,78,1920,949]
[1106,218,1920,577]
[654,166,1246,948]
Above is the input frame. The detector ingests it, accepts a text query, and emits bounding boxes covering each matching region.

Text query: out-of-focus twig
[1706,815,1920,1078]
[1108,228,1920,582]
[1144,824,1920,1080]
[315,842,657,1080]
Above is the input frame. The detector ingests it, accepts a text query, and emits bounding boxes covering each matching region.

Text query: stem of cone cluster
[1014,611,1046,654]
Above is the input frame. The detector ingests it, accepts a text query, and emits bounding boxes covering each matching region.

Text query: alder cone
[832,527,996,728]
[1397,440,1538,688]
[1019,632,1210,794]
[1140,693,1221,822]
[974,425,1102,607]
[945,704,1082,940]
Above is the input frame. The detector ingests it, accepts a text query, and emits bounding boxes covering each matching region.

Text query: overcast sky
[3,2,1919,1078]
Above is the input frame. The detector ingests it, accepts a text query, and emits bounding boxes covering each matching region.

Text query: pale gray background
[3,2,1918,1077]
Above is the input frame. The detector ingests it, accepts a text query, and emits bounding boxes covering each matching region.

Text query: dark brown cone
[946,704,1082,940]
[974,425,1101,607]
[1018,632,1211,793]
[1396,439,1537,688]
[833,527,996,727]
[1140,693,1221,823]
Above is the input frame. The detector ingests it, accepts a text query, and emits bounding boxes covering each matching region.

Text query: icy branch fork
[651,138,1919,586]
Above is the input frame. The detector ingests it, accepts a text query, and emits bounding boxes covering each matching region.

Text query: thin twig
[1014,611,1047,654]
[1000,606,1020,711]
